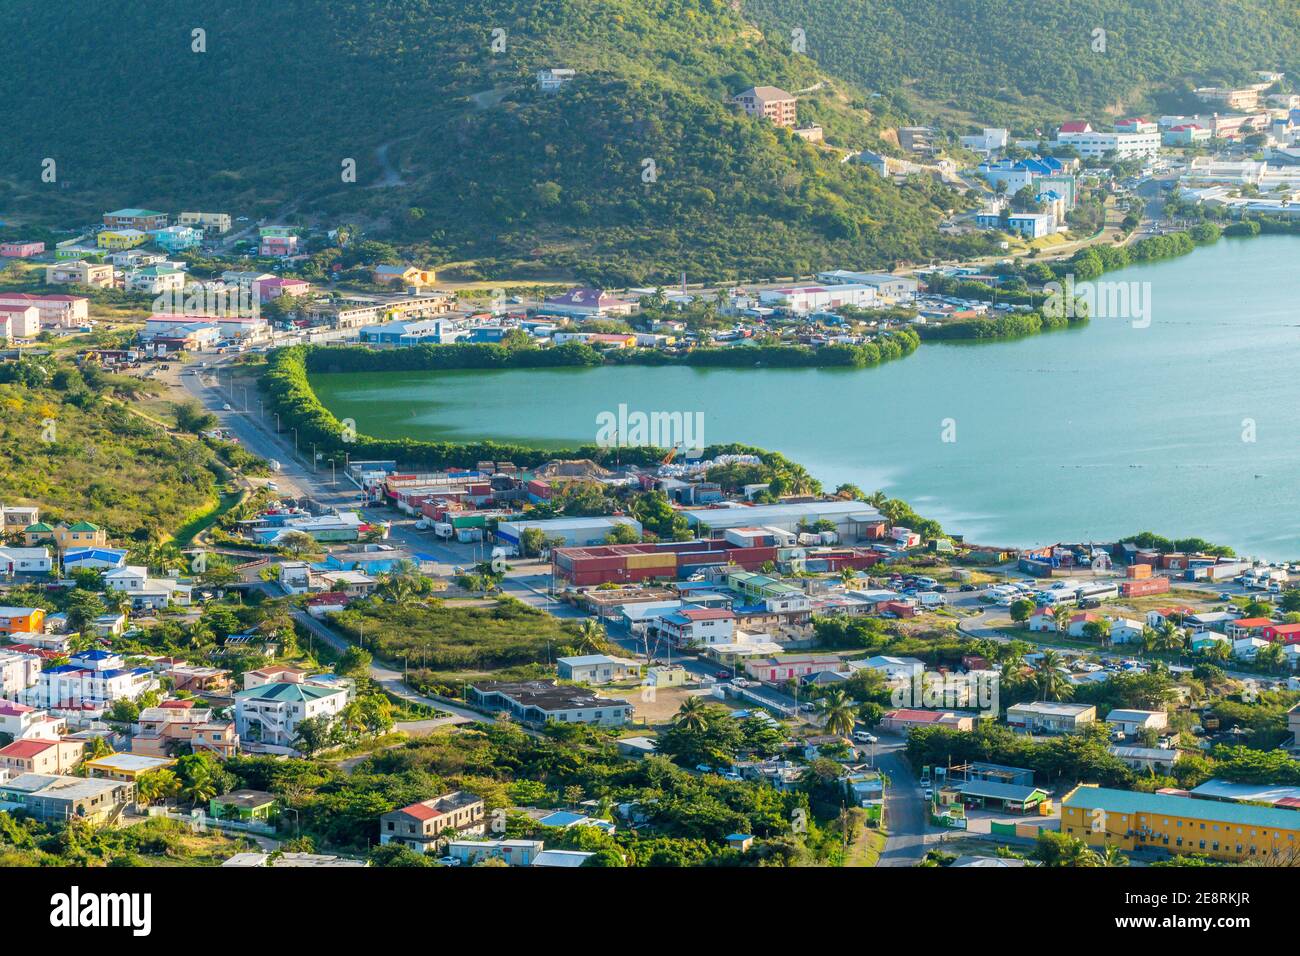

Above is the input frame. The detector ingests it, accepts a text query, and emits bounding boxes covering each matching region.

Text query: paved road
[873,735,930,867]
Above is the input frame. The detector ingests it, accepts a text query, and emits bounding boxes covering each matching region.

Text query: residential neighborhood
[0,6,1296,934]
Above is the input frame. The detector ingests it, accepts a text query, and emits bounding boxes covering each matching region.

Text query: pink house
[0,242,45,258]
[259,235,298,257]
[743,655,843,684]
[254,276,312,303]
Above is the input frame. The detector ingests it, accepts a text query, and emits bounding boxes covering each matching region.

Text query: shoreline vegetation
[262,221,1297,546]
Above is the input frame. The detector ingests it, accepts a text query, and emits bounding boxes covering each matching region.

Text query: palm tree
[1036,648,1073,702]
[1051,605,1071,633]
[1095,844,1129,867]
[1256,640,1286,673]
[576,619,606,654]
[136,769,180,808]
[674,695,709,731]
[818,688,857,737]
[180,767,219,807]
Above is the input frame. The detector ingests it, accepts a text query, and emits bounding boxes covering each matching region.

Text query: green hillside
[0,0,998,284]
[743,0,1299,127]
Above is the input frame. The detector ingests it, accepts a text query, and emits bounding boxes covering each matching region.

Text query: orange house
[0,607,45,634]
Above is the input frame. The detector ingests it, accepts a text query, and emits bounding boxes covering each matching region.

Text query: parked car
[437,856,461,867]
[852,731,878,744]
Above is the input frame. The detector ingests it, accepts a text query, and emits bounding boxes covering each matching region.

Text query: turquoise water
[311,235,1300,558]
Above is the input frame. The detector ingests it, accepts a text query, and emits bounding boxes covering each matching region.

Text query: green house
[210,789,279,822]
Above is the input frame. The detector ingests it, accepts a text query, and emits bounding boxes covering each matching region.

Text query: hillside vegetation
[0,0,991,284]
[744,0,1298,126]
[0,359,222,542]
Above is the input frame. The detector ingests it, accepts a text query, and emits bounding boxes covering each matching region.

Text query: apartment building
[1063,785,1300,863]
[731,86,798,128]
[178,211,232,234]
[379,791,486,853]
[45,260,114,289]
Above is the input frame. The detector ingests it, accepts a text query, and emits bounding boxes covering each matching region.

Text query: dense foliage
[745,0,1298,126]
[0,0,995,284]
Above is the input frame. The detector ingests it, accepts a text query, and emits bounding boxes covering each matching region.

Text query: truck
[918,591,946,607]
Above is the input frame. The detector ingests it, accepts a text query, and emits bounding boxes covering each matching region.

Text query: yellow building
[1061,785,1300,863]
[83,752,177,782]
[97,229,148,250]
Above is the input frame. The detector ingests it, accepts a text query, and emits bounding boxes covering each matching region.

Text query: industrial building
[684,501,886,541]
[495,516,642,550]
[550,538,880,586]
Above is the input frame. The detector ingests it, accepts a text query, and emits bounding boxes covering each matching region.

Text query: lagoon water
[311,235,1300,558]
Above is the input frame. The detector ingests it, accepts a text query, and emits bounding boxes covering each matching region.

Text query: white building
[814,271,919,302]
[758,284,879,314]
[495,516,642,550]
[847,655,926,680]
[1056,128,1161,160]
[1105,709,1168,735]
[0,650,42,698]
[22,650,158,711]
[234,680,349,751]
[1107,617,1146,645]
[657,607,736,647]
[960,128,1010,153]
[537,68,576,93]
[0,305,41,340]
[103,566,192,609]
[0,702,65,741]
[0,547,52,575]
[555,654,641,684]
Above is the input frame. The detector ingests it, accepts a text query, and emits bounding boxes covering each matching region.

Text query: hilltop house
[730,86,797,127]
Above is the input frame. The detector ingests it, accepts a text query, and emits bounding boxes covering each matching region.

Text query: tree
[277,531,320,557]
[1256,640,1286,673]
[575,619,607,655]
[673,695,709,732]
[135,769,180,807]
[1081,618,1112,646]
[818,688,857,738]
[292,715,337,756]
[335,646,373,679]
[604,523,641,545]
[1010,598,1035,623]
[1035,649,1073,702]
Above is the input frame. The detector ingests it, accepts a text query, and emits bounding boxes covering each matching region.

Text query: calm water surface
[311,235,1300,558]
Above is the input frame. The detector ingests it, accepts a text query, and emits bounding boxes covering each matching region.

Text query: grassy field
[328,597,598,673]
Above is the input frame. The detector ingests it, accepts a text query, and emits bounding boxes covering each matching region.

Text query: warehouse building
[551,539,880,586]
[495,516,642,550]
[685,501,887,541]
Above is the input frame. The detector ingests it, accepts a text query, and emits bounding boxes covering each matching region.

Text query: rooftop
[1065,786,1300,831]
